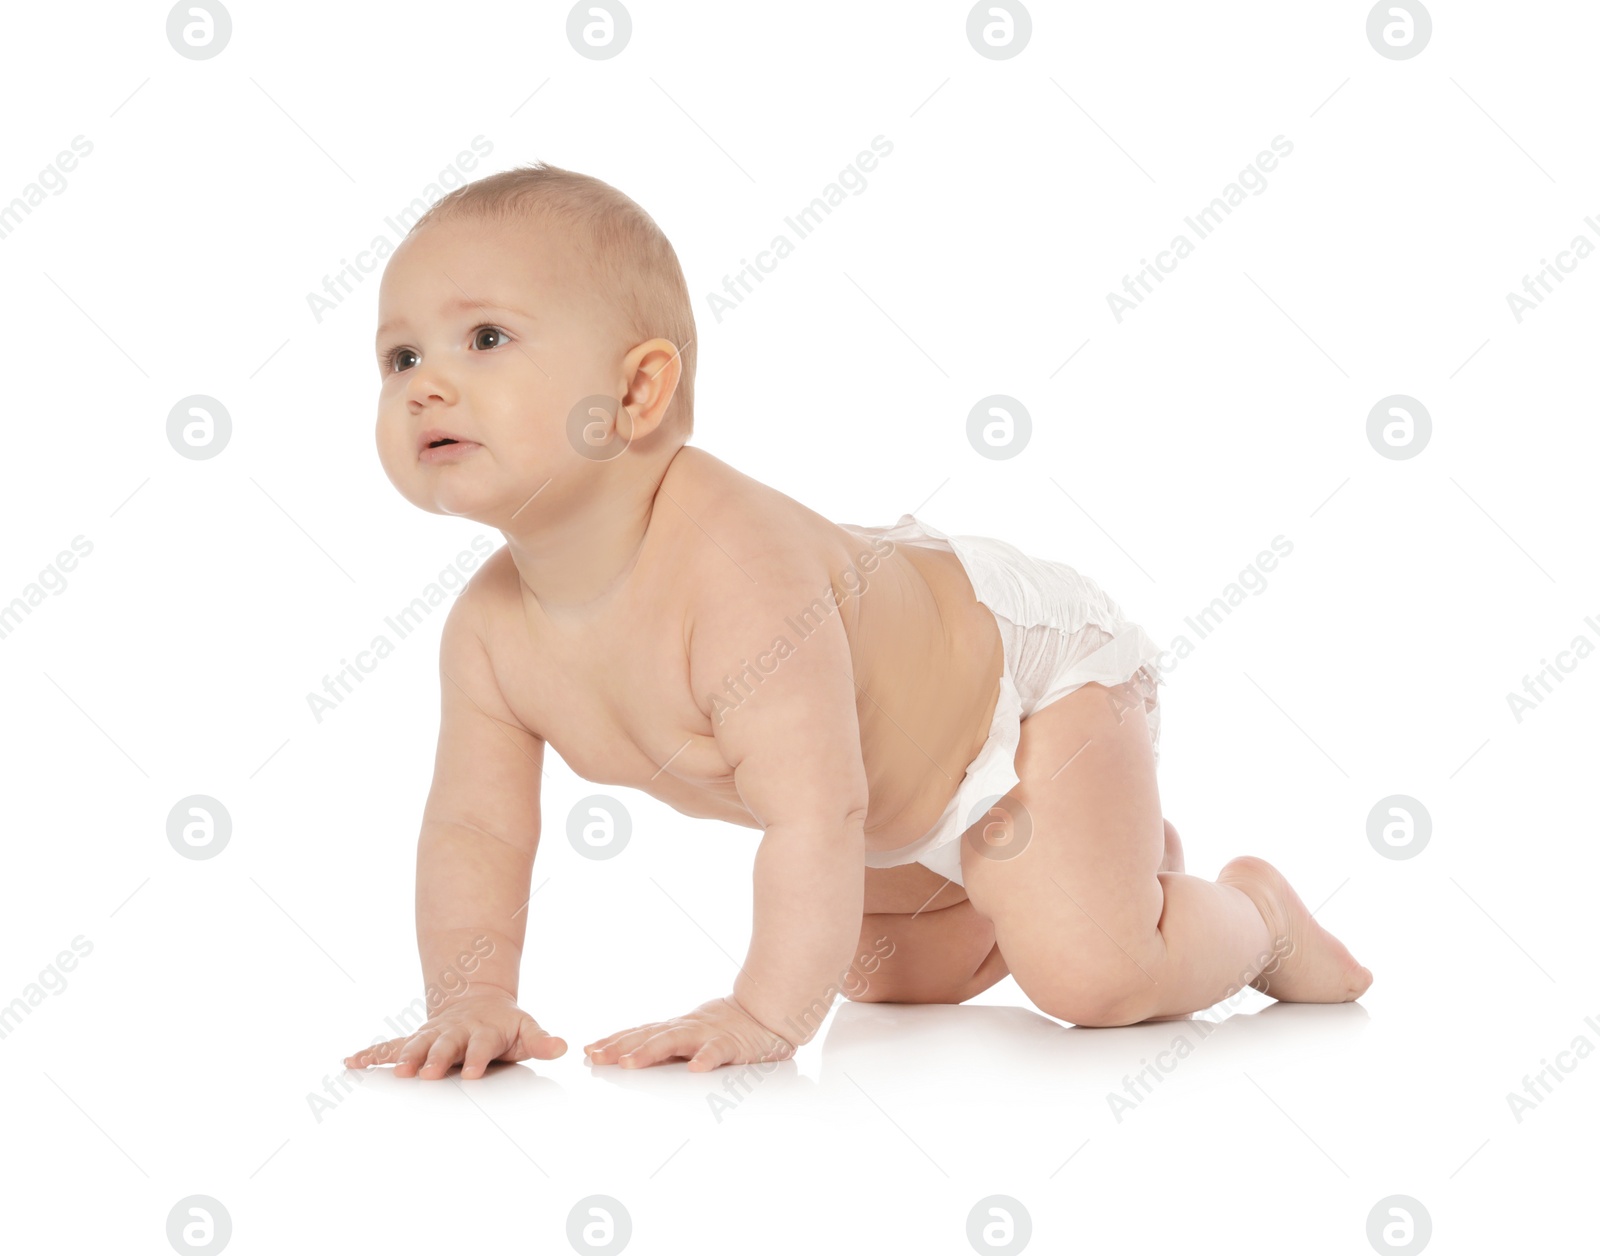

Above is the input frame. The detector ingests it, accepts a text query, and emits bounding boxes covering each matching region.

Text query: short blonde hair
[409,162,697,437]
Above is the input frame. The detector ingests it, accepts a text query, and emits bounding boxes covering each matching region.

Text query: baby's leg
[844,819,1183,1007]
[847,898,1010,1005]
[960,680,1371,1025]
[1160,817,1184,874]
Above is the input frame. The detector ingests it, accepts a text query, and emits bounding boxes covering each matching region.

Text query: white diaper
[845,514,1165,887]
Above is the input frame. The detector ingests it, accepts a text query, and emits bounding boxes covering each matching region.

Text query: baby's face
[373,215,627,522]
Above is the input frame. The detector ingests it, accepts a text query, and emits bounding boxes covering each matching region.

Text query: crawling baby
[343,162,1372,1080]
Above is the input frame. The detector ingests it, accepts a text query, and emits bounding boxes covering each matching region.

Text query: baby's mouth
[418,431,483,464]
[417,428,482,461]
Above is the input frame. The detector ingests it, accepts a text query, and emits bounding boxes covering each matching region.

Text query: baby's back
[470,446,1004,857]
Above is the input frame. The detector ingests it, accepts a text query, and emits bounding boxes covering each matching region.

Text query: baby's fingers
[392,1030,442,1079]
[584,1025,662,1064]
[686,1035,739,1073]
[344,1037,407,1069]
[460,1028,503,1080]
[583,1028,632,1057]
[417,1027,471,1079]
[514,1019,568,1061]
[618,1026,703,1069]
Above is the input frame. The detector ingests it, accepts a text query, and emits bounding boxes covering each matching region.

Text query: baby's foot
[1218,856,1373,1003]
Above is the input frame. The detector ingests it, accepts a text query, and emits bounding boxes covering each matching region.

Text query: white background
[1,1,1594,1252]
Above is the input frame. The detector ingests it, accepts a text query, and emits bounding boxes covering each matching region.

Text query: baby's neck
[506,443,687,615]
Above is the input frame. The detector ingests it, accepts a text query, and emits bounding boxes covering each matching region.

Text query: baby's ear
[621,338,683,437]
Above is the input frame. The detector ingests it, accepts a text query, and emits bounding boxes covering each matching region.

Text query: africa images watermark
[306,935,497,1123]
[705,135,894,325]
[1504,611,1599,723]
[779,934,899,1048]
[1504,1008,1600,1124]
[1144,535,1295,682]
[306,536,495,723]
[304,135,495,325]
[704,533,897,725]
[1504,212,1600,323]
[0,534,94,643]
[708,933,896,1124]
[1107,135,1294,323]
[0,135,93,243]
[1102,533,1294,734]
[0,936,94,1041]
[1104,931,1292,1124]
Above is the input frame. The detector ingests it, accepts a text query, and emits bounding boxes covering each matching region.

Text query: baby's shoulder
[658,450,842,602]
[442,544,524,654]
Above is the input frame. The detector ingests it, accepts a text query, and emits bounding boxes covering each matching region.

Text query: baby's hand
[344,990,567,1080]
[583,996,797,1071]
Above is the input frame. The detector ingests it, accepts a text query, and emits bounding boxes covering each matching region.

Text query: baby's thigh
[847,898,1005,1004]
[960,679,1166,1016]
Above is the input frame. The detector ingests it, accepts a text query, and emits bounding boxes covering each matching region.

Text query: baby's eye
[382,326,507,375]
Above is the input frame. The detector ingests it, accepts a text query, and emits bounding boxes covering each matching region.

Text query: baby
[343,162,1371,1080]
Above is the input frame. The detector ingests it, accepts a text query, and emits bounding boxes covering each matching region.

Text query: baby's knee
[841,916,905,1002]
[1016,960,1155,1028]
[843,944,961,1004]
[846,969,976,1005]
[843,910,992,1005]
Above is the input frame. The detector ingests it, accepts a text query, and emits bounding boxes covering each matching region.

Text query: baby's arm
[707,588,871,1045]
[584,557,870,1068]
[344,587,566,1079]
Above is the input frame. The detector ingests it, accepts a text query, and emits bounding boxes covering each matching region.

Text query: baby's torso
[472,448,1004,870]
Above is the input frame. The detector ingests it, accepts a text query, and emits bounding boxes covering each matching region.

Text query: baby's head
[373,162,696,525]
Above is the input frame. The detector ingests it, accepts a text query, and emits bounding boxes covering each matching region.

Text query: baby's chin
[426,485,502,521]
[423,476,539,526]
[394,448,556,524]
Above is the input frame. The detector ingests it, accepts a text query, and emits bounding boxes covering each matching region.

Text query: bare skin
[956,677,1370,1026]
[342,212,1371,1080]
